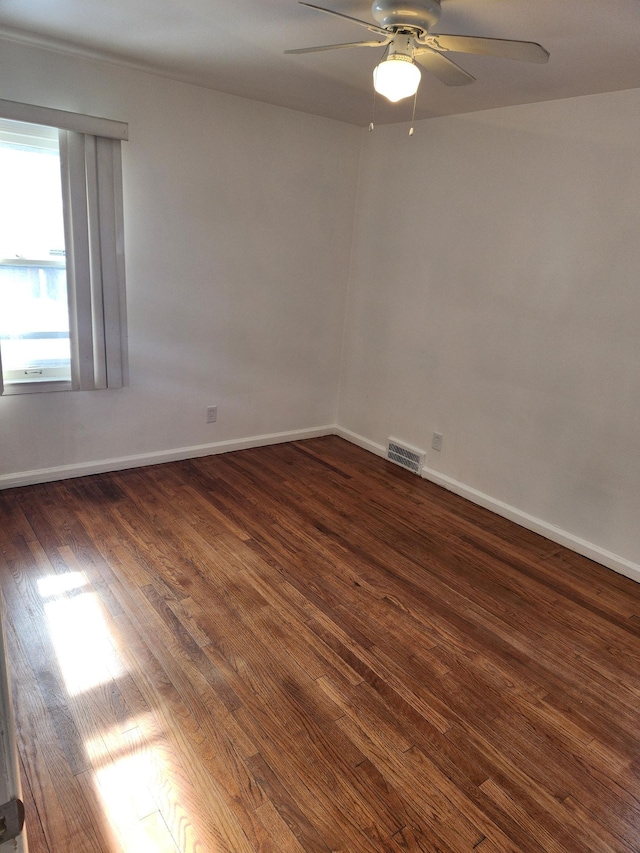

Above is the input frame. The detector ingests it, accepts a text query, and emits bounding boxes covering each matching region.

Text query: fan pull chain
[369,87,376,132]
[409,87,418,136]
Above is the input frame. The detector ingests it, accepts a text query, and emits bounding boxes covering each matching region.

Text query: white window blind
[59,131,128,390]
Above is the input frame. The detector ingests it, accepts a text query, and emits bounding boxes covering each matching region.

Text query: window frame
[0,99,129,396]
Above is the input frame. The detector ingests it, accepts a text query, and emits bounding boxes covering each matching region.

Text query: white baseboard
[3,422,638,585]
[334,426,387,458]
[0,425,336,490]
[335,426,640,585]
[422,466,640,585]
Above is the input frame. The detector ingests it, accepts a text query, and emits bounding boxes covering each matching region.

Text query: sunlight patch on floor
[87,723,180,852]
[38,572,212,851]
[86,719,212,853]
[39,572,124,695]
[37,570,87,598]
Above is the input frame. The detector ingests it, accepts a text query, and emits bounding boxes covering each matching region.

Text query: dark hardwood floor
[0,436,638,852]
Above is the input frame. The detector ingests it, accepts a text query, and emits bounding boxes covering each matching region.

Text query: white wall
[1,37,638,579]
[339,89,640,573]
[0,39,361,480]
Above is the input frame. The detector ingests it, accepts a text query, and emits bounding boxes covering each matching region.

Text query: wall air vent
[386,439,425,476]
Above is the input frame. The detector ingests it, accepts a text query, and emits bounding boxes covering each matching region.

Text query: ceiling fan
[285,0,549,104]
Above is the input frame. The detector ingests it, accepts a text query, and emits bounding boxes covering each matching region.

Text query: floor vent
[386,439,425,476]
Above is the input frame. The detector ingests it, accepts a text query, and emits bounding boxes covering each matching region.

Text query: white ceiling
[1,0,640,126]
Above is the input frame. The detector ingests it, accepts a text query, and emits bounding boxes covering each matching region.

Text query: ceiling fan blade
[414,47,475,86]
[297,2,389,36]
[285,39,386,54]
[424,34,549,64]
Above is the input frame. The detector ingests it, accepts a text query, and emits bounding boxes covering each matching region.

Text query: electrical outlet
[206,406,217,424]
[431,432,443,452]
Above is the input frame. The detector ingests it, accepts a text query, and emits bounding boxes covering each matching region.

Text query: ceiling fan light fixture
[373,54,421,102]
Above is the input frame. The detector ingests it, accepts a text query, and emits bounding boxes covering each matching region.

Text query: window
[0,119,71,386]
[0,99,129,395]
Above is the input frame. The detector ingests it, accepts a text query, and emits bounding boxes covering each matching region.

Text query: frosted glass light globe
[373,55,421,102]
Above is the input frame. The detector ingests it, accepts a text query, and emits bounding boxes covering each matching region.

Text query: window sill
[2,379,72,395]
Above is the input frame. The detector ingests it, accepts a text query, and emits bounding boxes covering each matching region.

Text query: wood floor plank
[107,606,261,852]
[253,798,308,853]
[0,435,638,852]
[5,618,118,852]
[18,752,49,853]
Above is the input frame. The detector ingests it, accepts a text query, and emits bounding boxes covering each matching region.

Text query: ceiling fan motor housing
[370,0,442,32]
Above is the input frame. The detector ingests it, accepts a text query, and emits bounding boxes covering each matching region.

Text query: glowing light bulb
[373,54,421,103]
